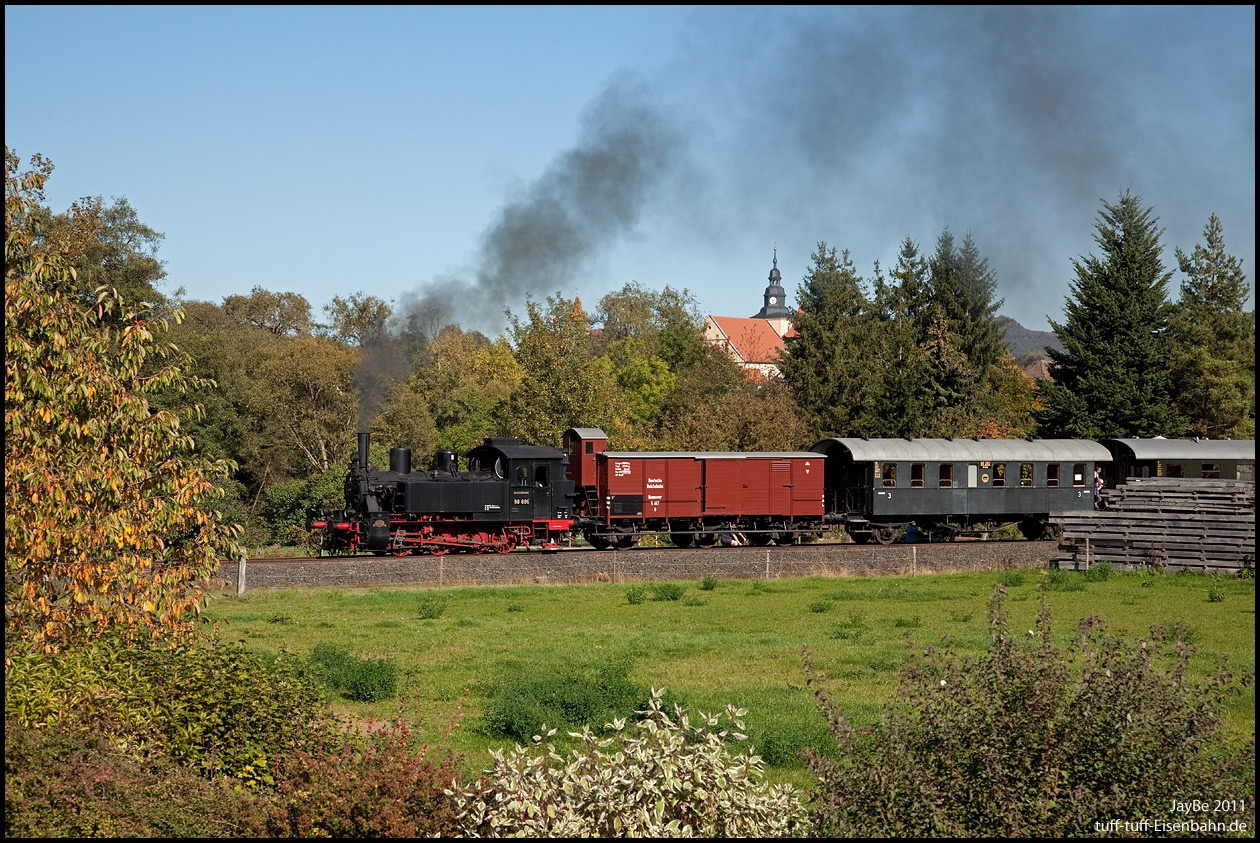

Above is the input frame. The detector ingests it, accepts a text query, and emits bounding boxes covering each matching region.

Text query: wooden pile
[1051,478,1255,573]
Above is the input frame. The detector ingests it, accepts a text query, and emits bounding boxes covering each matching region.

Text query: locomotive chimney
[358,432,371,470]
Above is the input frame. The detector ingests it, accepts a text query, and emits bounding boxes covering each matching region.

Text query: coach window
[911,464,925,488]
[1072,464,1086,486]
[938,464,953,488]
[1046,464,1060,487]
[992,463,1006,487]
[1167,464,1184,478]
[1202,463,1221,479]
[882,463,897,487]
[1020,463,1033,487]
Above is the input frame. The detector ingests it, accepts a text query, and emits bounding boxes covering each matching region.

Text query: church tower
[751,248,791,336]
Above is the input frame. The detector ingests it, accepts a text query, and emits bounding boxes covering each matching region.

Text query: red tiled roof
[708,316,786,364]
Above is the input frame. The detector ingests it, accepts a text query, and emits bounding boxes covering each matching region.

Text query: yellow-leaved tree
[5,148,240,658]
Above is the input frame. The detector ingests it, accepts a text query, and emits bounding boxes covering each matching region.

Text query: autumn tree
[498,294,629,447]
[409,324,523,455]
[5,149,238,655]
[322,291,393,346]
[1037,191,1181,438]
[40,194,170,318]
[1168,214,1254,439]
[222,286,314,336]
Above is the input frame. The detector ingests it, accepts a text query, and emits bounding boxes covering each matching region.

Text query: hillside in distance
[999,317,1062,360]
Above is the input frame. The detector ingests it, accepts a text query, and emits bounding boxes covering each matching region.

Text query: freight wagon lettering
[646,478,664,488]
[614,461,632,477]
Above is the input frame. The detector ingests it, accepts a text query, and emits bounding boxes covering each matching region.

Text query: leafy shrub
[5,632,340,780]
[650,582,684,602]
[625,585,648,605]
[483,655,643,743]
[348,658,399,702]
[1083,561,1113,582]
[700,575,719,591]
[803,584,1256,837]
[453,690,808,837]
[995,569,1027,587]
[262,718,463,837]
[1207,582,1226,603]
[309,643,398,702]
[4,719,266,837]
[1045,568,1086,591]
[417,594,448,619]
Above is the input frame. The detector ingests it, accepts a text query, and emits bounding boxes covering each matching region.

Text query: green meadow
[202,567,1255,785]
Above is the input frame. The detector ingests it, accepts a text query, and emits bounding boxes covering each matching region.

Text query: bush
[700,575,719,591]
[262,718,463,837]
[4,719,266,837]
[483,655,642,744]
[625,585,648,605]
[417,594,448,619]
[650,582,685,601]
[5,632,340,781]
[1083,561,1113,582]
[453,690,808,837]
[803,584,1256,837]
[309,643,399,702]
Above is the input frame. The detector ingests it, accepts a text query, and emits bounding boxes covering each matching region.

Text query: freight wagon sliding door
[792,458,824,516]
[742,460,771,514]
[702,459,742,515]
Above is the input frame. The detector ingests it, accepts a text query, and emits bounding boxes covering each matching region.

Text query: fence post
[236,549,247,596]
[1084,537,1091,571]
[912,546,917,575]
[765,549,771,581]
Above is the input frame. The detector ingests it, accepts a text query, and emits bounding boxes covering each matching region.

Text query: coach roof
[1102,438,1255,461]
[810,437,1112,463]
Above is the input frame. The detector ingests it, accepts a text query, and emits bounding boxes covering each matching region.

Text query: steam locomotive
[315,430,1254,554]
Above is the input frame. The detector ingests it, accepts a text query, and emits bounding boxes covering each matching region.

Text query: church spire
[752,246,789,320]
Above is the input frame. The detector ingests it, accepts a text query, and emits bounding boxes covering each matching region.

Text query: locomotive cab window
[882,463,897,487]
[1072,464,1086,486]
[911,464,925,488]
[515,466,528,485]
[1046,464,1060,487]
[535,466,550,487]
[1020,463,1033,487]
[993,463,1006,487]
[938,464,953,488]
[1202,463,1221,479]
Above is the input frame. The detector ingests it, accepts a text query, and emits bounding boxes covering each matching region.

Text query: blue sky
[6,6,1254,336]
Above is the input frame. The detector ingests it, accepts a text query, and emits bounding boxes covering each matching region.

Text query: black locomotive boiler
[314,432,577,555]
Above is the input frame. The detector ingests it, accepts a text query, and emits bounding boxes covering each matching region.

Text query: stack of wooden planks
[1051,478,1255,573]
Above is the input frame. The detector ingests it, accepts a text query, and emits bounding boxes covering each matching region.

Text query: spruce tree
[1037,191,1181,438]
[870,238,932,436]
[779,243,874,436]
[1169,214,1254,439]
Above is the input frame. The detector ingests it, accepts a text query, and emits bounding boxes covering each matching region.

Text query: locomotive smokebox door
[365,517,390,550]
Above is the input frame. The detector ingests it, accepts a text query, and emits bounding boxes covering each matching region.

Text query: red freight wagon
[562,428,825,549]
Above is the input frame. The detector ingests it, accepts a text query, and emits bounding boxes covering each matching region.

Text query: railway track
[218,540,1057,591]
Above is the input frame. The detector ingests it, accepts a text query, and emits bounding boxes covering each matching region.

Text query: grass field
[201,567,1255,785]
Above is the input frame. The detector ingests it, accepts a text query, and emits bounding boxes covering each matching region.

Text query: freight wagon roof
[602,451,821,460]
[810,438,1112,463]
[1102,438,1255,461]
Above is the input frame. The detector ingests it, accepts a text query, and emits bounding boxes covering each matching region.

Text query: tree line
[7,149,1254,555]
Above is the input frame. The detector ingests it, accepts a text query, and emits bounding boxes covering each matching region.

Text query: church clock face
[769,296,777,305]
